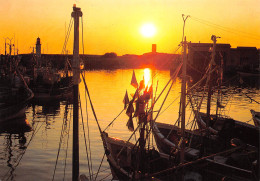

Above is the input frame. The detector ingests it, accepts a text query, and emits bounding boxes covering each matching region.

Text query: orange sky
[0,0,259,55]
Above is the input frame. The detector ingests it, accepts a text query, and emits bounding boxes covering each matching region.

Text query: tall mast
[206,35,217,126]
[71,4,82,181]
[180,36,187,163]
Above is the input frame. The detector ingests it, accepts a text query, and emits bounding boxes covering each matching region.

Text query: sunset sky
[0,0,259,55]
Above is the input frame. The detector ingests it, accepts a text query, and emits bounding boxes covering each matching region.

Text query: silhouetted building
[36,37,41,64]
[152,44,156,53]
[230,47,259,71]
[188,42,231,74]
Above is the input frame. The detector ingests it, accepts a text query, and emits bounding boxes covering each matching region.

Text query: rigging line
[52,105,69,181]
[190,16,260,40]
[245,118,253,124]
[64,20,73,53]
[61,18,73,54]
[159,95,180,116]
[99,173,112,181]
[152,45,181,79]
[115,123,141,159]
[86,168,110,178]
[62,18,73,54]
[94,152,105,181]
[63,104,72,181]
[244,93,260,104]
[103,109,124,132]
[144,79,175,146]
[79,93,93,180]
[81,72,102,133]
[153,62,182,105]
[150,144,244,177]
[83,73,94,180]
[165,99,190,140]
[153,79,174,123]
[64,18,73,52]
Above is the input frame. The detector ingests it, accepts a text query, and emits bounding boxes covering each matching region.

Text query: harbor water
[0,69,259,180]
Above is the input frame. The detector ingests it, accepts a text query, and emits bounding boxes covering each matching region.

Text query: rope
[63,104,72,181]
[99,173,112,181]
[61,18,73,54]
[84,78,94,180]
[153,62,182,105]
[103,109,124,132]
[244,93,260,104]
[81,72,102,133]
[79,94,93,180]
[190,16,260,41]
[94,152,105,181]
[150,145,245,177]
[52,103,71,181]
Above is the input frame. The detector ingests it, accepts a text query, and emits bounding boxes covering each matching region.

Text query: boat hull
[196,112,259,147]
[153,122,258,181]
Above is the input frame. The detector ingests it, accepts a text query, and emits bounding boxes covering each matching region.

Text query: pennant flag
[123,90,130,109]
[134,100,145,117]
[133,100,140,117]
[126,114,134,132]
[126,101,134,117]
[139,80,145,90]
[131,70,138,88]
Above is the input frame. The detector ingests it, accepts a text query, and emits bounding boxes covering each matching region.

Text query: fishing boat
[0,55,34,122]
[152,35,259,180]
[98,32,234,180]
[196,112,259,147]
[250,109,260,127]
[28,38,73,100]
[100,74,222,181]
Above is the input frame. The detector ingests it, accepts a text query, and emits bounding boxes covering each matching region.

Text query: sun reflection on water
[144,68,151,88]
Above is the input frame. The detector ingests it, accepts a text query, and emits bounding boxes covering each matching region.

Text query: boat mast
[206,35,217,126]
[71,4,82,181]
[180,36,187,163]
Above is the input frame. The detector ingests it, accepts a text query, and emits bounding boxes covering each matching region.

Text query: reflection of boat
[0,86,33,122]
[0,115,31,134]
[153,35,259,180]
[0,116,31,180]
[250,109,260,127]
[30,98,61,116]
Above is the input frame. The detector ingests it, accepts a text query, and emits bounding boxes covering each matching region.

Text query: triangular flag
[139,80,145,90]
[131,70,138,88]
[126,114,134,132]
[123,90,130,109]
[126,101,134,117]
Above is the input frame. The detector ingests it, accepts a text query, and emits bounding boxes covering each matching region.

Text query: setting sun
[140,23,156,38]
